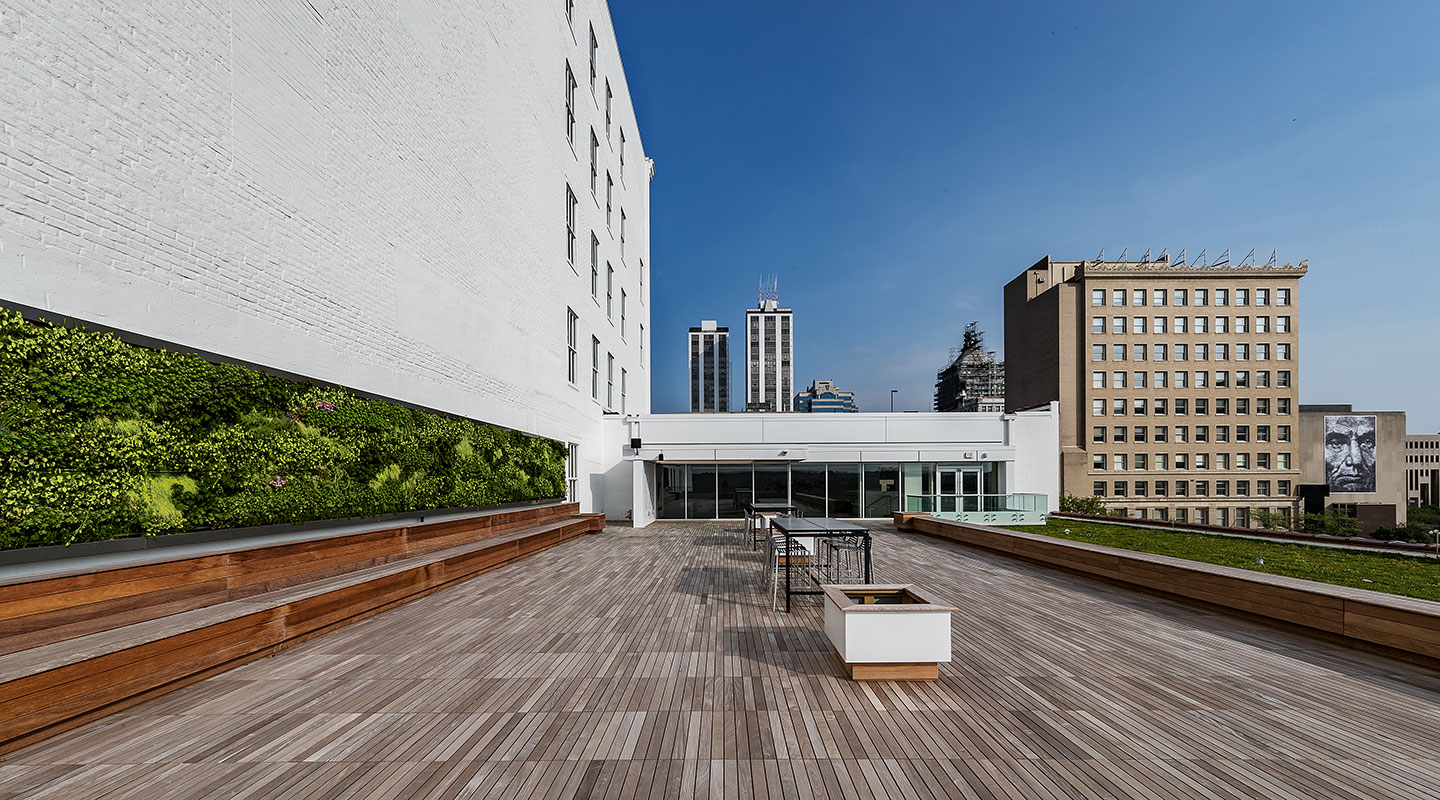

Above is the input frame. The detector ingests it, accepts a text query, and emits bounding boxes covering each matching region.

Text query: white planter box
[822,585,954,680]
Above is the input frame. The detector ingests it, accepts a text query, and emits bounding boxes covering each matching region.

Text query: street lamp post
[890,389,898,413]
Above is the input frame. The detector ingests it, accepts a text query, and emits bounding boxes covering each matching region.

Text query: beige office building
[1408,434,1440,508]
[1005,255,1306,527]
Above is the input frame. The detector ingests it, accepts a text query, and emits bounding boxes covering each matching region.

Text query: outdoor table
[743,502,796,550]
[770,516,872,612]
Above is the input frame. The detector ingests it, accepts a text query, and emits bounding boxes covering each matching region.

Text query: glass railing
[904,493,1048,523]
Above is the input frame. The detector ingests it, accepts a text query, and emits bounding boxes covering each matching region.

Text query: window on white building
[567,442,578,500]
[590,235,599,299]
[589,27,598,92]
[590,131,599,195]
[565,186,577,266]
[606,353,615,408]
[591,337,600,400]
[565,64,577,143]
[566,308,578,384]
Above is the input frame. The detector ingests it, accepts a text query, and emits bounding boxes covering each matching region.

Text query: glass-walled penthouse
[611,410,1060,528]
[655,461,1001,520]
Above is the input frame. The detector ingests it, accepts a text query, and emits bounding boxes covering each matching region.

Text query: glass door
[937,466,982,514]
[961,468,981,512]
[938,467,959,513]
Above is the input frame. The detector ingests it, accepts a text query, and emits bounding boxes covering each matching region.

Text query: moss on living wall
[0,309,566,549]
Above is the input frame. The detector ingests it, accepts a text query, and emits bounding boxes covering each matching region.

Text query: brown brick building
[1005,255,1306,527]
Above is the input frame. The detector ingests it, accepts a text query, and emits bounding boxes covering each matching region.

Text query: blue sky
[611,1,1440,432]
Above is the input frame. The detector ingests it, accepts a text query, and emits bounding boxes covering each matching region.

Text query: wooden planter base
[847,662,939,681]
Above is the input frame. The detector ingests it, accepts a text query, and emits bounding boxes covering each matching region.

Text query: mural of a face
[1324,415,1377,493]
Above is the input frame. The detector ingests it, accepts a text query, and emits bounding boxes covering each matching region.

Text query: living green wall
[0,309,567,549]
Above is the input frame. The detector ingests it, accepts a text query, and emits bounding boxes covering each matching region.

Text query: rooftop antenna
[1197,248,1207,267]
[1215,248,1230,267]
[1096,247,1105,262]
[1118,247,1128,262]
[1158,247,1169,263]
[1240,248,1256,267]
[1266,248,1278,267]
[1175,248,1186,267]
[1141,248,1151,263]
[758,275,780,306]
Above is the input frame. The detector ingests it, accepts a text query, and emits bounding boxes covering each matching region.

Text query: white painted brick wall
[0,0,651,514]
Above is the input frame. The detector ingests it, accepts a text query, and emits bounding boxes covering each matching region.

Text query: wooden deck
[3,522,1440,799]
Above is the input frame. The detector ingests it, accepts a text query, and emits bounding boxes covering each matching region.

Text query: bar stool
[828,536,866,583]
[769,534,810,611]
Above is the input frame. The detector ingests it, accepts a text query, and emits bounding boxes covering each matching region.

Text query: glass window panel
[686,465,717,519]
[715,465,752,519]
[827,464,861,517]
[900,463,933,514]
[790,463,826,517]
[657,465,687,519]
[753,465,789,505]
[863,463,900,517]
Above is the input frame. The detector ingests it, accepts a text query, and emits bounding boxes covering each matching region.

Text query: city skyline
[612,1,1440,431]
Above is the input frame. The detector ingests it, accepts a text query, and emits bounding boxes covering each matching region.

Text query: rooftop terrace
[3,522,1439,799]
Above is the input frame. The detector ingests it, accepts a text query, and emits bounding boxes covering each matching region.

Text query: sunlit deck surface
[5,522,1440,799]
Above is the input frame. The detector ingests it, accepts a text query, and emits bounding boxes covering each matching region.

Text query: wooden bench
[906,515,1440,668]
[891,511,928,532]
[0,504,604,755]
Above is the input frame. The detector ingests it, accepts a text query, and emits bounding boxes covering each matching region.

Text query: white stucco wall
[0,1,649,514]
[1007,402,1062,511]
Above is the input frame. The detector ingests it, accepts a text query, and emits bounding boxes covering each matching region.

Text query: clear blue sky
[611,1,1440,432]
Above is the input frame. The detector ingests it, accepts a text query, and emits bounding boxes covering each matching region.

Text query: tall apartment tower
[688,321,730,412]
[1005,254,1306,528]
[745,281,793,412]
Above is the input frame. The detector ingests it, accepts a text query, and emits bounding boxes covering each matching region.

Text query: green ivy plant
[0,309,567,549]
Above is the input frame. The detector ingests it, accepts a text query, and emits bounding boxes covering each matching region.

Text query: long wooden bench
[0,504,604,755]
[900,513,1440,667]
[0,503,584,656]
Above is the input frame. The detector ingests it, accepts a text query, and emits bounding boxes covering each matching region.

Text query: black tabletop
[743,503,797,514]
[770,517,867,534]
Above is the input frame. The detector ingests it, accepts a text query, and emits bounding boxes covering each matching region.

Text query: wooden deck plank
[1,521,1439,798]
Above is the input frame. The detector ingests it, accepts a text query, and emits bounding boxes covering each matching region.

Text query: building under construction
[934,323,1005,412]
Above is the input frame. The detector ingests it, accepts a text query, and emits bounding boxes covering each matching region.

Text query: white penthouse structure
[595,407,1061,527]
[0,1,651,514]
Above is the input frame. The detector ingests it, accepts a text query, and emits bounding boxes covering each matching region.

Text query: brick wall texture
[0,0,651,510]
